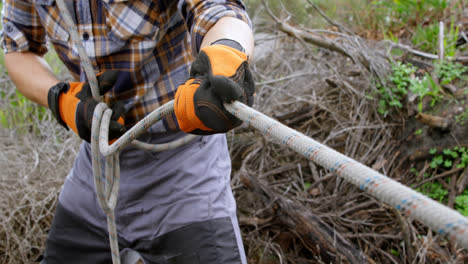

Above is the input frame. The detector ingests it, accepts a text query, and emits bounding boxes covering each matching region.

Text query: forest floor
[1,1,468,263]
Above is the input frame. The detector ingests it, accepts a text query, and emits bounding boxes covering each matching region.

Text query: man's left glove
[174,43,255,135]
[47,71,126,143]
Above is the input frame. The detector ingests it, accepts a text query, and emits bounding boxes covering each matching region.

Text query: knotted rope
[56,1,468,263]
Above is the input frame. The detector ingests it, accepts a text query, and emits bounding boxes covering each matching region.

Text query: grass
[0,0,67,132]
[411,23,440,54]
[247,0,466,46]
[0,45,67,133]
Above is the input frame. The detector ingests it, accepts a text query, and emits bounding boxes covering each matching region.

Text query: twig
[384,40,439,60]
[460,31,468,46]
[262,0,390,75]
[415,113,451,130]
[260,164,297,178]
[447,172,457,208]
[393,208,415,262]
[343,232,401,240]
[256,72,317,85]
[240,172,369,263]
[412,167,464,189]
[457,167,468,195]
[417,161,430,182]
[439,21,445,61]
[239,216,273,226]
[385,40,468,62]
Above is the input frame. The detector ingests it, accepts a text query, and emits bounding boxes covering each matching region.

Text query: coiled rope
[56,1,468,263]
[56,2,197,263]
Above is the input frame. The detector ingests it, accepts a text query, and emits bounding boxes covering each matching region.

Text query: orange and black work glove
[47,71,126,143]
[174,42,255,135]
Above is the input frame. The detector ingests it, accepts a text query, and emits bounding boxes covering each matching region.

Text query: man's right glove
[174,44,255,135]
[47,71,126,143]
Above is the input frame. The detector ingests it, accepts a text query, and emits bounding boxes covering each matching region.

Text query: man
[2,0,255,263]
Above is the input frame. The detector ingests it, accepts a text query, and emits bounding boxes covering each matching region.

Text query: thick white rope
[55,0,100,101]
[96,100,468,249]
[91,103,121,264]
[224,101,468,248]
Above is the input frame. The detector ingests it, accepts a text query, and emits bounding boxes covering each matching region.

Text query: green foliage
[377,62,414,116]
[245,0,311,26]
[420,147,468,215]
[44,47,67,75]
[443,159,452,168]
[410,19,460,56]
[411,23,440,53]
[377,62,441,115]
[455,108,468,125]
[390,248,400,256]
[442,148,458,159]
[455,191,468,217]
[0,43,65,133]
[444,19,460,58]
[430,155,444,169]
[430,147,468,169]
[459,151,468,169]
[417,182,448,203]
[0,90,48,133]
[408,73,441,112]
[434,61,468,85]
[370,0,448,29]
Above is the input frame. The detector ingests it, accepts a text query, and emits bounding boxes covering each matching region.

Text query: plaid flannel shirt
[1,0,250,132]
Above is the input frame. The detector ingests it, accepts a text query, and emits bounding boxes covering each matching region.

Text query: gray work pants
[43,132,246,263]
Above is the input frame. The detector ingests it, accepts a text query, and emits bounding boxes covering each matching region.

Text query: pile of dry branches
[228,4,467,264]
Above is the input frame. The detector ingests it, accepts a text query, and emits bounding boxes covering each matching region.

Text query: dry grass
[0,70,80,263]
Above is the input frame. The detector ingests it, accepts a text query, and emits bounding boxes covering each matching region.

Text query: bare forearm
[201,17,254,59]
[4,52,60,107]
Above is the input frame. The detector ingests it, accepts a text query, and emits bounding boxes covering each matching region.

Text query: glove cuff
[210,39,245,53]
[48,82,70,130]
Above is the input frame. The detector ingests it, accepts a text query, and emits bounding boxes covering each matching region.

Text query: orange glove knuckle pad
[48,71,127,143]
[175,45,255,135]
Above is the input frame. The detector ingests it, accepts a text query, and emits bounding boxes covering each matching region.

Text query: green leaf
[0,111,8,128]
[443,148,458,158]
[434,155,444,165]
[429,148,437,155]
[391,249,400,256]
[455,193,468,216]
[443,159,452,168]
